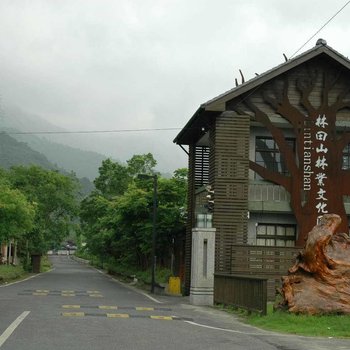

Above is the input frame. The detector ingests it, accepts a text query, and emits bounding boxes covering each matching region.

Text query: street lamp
[137,173,157,293]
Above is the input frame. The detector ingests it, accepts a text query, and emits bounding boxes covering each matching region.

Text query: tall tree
[80,167,187,269]
[8,165,79,252]
[94,158,130,198]
[80,192,115,258]
[0,183,35,242]
[127,153,157,177]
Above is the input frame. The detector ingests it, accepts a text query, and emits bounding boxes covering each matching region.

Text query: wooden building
[174,40,350,299]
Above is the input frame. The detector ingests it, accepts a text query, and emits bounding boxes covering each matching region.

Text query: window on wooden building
[194,146,209,189]
[255,137,295,179]
[342,143,350,170]
[256,224,296,247]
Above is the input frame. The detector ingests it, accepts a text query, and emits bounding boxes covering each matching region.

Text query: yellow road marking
[62,305,80,309]
[62,312,85,317]
[136,307,154,311]
[89,294,103,298]
[62,290,75,293]
[33,292,48,296]
[61,294,75,297]
[87,290,100,294]
[36,289,49,293]
[60,311,179,320]
[99,306,118,310]
[150,316,173,321]
[106,313,129,318]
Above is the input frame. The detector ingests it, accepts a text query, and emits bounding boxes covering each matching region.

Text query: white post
[190,227,216,305]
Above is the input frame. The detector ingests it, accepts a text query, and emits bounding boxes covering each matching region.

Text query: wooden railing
[249,182,290,202]
[226,245,299,300]
[248,182,350,204]
[214,274,267,315]
[229,245,299,275]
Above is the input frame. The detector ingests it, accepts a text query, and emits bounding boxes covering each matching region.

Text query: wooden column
[209,111,250,273]
[184,144,196,294]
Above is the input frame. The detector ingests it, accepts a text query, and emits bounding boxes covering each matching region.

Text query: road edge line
[183,320,314,338]
[78,261,164,304]
[106,273,163,304]
[0,311,30,348]
[109,276,163,304]
[0,268,55,288]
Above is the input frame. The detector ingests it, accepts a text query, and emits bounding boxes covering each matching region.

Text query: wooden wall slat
[209,112,250,273]
[184,144,196,294]
[184,144,210,294]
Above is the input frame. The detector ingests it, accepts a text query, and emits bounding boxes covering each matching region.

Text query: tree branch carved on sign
[230,64,350,244]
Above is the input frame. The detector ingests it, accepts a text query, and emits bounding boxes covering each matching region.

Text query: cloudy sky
[1,0,350,172]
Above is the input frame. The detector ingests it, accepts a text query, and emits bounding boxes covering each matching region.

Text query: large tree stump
[278,214,350,314]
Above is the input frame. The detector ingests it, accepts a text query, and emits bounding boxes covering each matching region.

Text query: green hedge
[106,261,172,285]
[0,265,26,283]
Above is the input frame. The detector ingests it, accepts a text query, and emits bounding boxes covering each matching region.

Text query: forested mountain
[0,132,55,170]
[0,105,108,180]
[0,105,170,182]
[14,133,106,180]
[0,132,95,197]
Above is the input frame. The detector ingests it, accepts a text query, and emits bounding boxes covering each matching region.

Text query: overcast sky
[1,0,350,172]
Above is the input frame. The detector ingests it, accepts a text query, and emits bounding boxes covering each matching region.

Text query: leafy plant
[8,165,79,254]
[80,154,187,274]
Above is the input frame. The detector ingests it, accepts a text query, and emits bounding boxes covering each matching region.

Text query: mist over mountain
[0,105,108,180]
[14,133,107,180]
[0,104,187,178]
[0,132,55,170]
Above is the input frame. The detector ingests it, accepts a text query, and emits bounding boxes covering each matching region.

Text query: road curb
[70,255,90,265]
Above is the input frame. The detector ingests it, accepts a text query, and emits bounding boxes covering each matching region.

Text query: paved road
[0,256,349,350]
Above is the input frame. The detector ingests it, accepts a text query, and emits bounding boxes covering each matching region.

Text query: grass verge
[40,255,52,272]
[105,262,172,286]
[232,303,350,338]
[0,255,52,285]
[74,251,173,289]
[0,264,27,284]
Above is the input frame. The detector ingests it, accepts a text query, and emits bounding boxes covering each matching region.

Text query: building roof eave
[204,44,350,111]
[173,107,218,145]
[174,42,350,145]
[202,45,350,111]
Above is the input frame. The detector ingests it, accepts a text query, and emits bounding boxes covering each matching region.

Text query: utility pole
[151,174,157,294]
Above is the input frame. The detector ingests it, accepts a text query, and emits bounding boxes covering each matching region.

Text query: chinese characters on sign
[303,114,329,222]
[314,114,329,219]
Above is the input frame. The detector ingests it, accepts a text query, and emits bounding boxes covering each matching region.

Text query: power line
[230,0,350,112]
[2,127,182,135]
[4,4,350,138]
[289,0,350,59]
